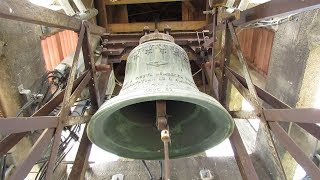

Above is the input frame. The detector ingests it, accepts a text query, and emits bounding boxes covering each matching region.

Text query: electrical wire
[142,160,154,180]
[159,160,163,180]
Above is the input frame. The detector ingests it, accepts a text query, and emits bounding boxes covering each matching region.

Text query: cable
[192,69,202,77]
[141,160,154,180]
[159,160,163,180]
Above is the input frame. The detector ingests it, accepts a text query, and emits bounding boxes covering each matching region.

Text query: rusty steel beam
[45,23,86,180]
[0,116,58,134]
[9,129,54,180]
[269,122,320,179]
[264,108,320,124]
[68,125,92,180]
[229,125,259,180]
[0,0,105,35]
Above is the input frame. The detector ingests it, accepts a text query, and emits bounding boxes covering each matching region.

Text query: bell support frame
[0,0,320,179]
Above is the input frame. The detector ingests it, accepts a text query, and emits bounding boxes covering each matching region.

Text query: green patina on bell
[87,33,234,160]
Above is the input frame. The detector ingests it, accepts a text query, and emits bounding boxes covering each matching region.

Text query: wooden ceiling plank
[105,0,189,5]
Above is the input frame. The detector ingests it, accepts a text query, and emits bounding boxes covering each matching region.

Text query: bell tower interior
[0,0,320,179]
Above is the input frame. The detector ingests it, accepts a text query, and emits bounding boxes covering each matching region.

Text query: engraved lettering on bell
[146,43,169,67]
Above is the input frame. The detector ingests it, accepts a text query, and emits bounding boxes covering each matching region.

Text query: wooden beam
[95,0,108,28]
[108,21,207,32]
[105,0,188,5]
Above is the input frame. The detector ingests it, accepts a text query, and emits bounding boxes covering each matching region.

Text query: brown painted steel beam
[229,125,259,180]
[0,133,26,157]
[68,72,92,107]
[98,56,112,104]
[226,67,290,109]
[269,122,320,179]
[68,22,105,180]
[226,22,287,179]
[209,10,217,98]
[0,116,92,136]
[297,123,320,141]
[9,129,54,180]
[0,72,87,157]
[226,67,320,140]
[202,1,320,31]
[264,108,320,124]
[45,23,86,180]
[225,68,259,108]
[82,22,101,108]
[228,22,259,100]
[0,116,58,134]
[226,67,320,178]
[236,0,320,26]
[68,124,92,180]
[218,22,231,106]
[216,22,259,180]
[229,111,257,119]
[0,0,105,35]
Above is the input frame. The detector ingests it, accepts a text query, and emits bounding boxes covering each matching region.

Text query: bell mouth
[87,92,234,160]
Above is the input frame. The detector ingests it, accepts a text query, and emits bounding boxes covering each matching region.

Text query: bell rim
[87,91,234,160]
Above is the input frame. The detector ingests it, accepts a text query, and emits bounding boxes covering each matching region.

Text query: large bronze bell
[87,32,234,160]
